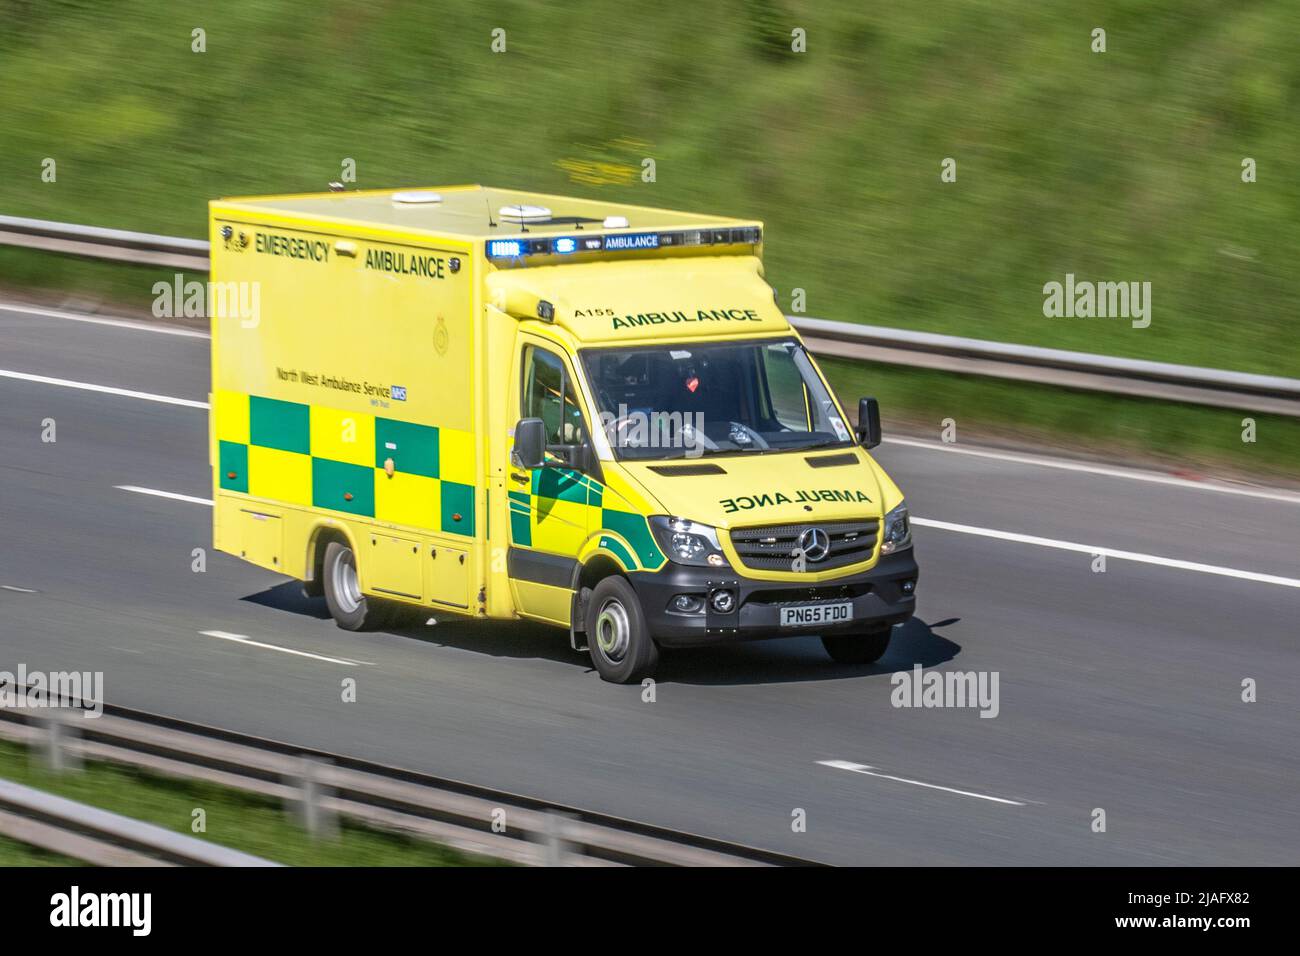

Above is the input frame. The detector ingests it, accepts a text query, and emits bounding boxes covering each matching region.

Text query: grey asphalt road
[1,304,1298,865]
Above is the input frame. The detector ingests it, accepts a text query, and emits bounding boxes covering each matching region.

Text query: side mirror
[856,397,882,449]
[570,441,596,475]
[512,418,546,469]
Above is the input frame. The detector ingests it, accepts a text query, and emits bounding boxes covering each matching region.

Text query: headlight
[649,516,727,567]
[880,502,912,554]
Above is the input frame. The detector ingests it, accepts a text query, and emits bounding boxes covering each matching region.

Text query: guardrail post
[39,710,81,773]
[540,810,576,867]
[287,756,336,839]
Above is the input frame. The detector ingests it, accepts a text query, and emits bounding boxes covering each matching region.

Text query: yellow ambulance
[209,186,917,682]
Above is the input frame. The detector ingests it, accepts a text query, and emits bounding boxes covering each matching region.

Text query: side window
[522,346,588,452]
[760,343,811,431]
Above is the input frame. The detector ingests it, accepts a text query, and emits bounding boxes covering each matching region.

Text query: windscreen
[581,338,853,460]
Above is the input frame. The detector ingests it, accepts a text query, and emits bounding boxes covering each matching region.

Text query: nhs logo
[390,385,407,401]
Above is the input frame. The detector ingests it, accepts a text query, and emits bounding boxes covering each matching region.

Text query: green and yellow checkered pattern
[214,391,476,537]
[508,467,665,571]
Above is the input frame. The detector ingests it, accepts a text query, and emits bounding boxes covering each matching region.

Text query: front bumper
[627,550,918,647]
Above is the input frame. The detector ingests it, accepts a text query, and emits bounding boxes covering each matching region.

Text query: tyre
[822,626,892,665]
[322,540,387,631]
[585,576,658,683]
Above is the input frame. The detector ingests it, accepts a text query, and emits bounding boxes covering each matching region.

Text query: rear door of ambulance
[209,208,482,611]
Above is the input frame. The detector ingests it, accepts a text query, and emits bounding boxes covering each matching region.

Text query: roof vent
[392,191,443,204]
[602,215,629,228]
[499,204,552,223]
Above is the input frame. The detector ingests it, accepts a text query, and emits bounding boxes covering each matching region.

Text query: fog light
[710,589,736,613]
[671,595,704,614]
[901,579,916,595]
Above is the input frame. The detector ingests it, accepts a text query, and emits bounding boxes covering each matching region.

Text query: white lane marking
[1,585,38,593]
[912,516,1300,589]
[0,368,208,408]
[819,759,1027,806]
[116,485,213,506]
[0,302,209,338]
[199,630,374,667]
[883,436,1300,505]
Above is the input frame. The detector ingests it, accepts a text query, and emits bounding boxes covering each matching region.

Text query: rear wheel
[322,541,387,631]
[585,576,658,684]
[822,626,892,665]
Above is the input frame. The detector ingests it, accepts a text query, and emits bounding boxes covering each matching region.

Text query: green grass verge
[0,831,80,866]
[1,0,1297,377]
[0,247,208,313]
[820,357,1300,477]
[0,739,503,866]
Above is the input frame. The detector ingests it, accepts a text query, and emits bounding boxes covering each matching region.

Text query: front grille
[748,583,870,606]
[728,519,878,572]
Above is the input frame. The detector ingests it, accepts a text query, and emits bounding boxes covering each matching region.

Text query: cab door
[507,338,599,623]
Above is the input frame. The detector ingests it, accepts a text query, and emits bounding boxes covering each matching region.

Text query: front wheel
[322,541,387,631]
[585,577,658,684]
[822,626,892,665]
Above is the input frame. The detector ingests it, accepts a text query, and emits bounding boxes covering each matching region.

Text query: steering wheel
[723,421,770,449]
[605,415,647,448]
[605,414,722,454]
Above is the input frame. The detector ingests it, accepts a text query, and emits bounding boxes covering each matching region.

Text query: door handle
[510,471,530,485]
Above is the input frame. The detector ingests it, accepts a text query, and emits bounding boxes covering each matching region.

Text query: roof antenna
[483,189,497,228]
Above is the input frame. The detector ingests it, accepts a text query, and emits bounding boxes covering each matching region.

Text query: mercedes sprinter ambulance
[209,186,917,682]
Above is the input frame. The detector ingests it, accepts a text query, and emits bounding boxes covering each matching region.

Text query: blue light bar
[485,226,760,259]
[487,239,526,258]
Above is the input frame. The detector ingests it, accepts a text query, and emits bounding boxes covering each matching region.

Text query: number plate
[779,602,853,628]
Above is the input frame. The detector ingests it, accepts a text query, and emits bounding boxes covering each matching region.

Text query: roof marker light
[392,191,442,204]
